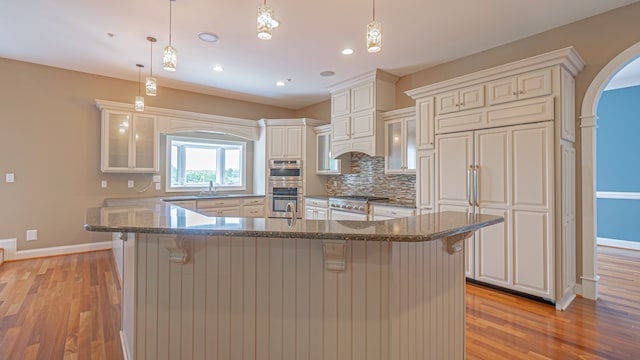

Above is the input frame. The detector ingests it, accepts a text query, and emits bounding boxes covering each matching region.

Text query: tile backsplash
[325,153,416,202]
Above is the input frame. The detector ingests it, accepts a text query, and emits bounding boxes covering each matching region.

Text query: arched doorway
[580,41,640,300]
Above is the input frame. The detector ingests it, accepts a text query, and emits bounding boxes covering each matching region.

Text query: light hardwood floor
[0,246,639,359]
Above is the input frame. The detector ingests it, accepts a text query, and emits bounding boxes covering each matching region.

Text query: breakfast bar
[85,198,502,360]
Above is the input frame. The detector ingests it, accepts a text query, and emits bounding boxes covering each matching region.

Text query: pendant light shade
[146,37,157,96]
[367,0,382,52]
[135,64,145,112]
[257,1,279,40]
[163,0,177,71]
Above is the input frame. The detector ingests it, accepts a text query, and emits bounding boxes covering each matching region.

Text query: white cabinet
[165,200,197,211]
[416,97,435,150]
[435,122,554,299]
[197,198,242,217]
[101,110,158,173]
[329,70,399,158]
[487,69,551,106]
[383,107,416,174]
[371,204,416,220]
[242,197,265,218]
[314,124,349,175]
[267,125,303,159]
[304,197,329,220]
[416,150,434,211]
[435,84,484,115]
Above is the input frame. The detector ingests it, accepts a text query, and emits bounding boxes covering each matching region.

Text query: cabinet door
[284,126,303,158]
[316,208,327,220]
[305,206,316,220]
[267,127,286,158]
[316,132,331,172]
[417,150,434,210]
[459,84,485,111]
[104,111,132,170]
[510,122,553,299]
[436,132,474,208]
[351,111,375,138]
[435,90,460,115]
[385,119,403,173]
[518,69,551,101]
[416,97,434,149]
[132,114,157,171]
[487,76,518,106]
[243,204,265,218]
[351,81,375,113]
[331,90,350,117]
[332,115,351,141]
[217,207,242,217]
[474,128,510,287]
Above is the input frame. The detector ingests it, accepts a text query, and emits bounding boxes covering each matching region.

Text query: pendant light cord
[169,0,173,46]
[150,41,153,76]
[138,66,141,96]
[373,0,376,21]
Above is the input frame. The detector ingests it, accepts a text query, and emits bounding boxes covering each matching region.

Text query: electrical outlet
[6,173,15,183]
[128,180,134,188]
[101,180,108,188]
[26,229,37,241]
[152,175,161,183]
[155,183,161,190]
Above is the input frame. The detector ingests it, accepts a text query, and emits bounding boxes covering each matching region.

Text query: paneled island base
[126,233,466,360]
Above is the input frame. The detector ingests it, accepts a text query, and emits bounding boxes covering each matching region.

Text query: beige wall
[0,58,296,250]
[295,99,331,122]
[394,2,640,282]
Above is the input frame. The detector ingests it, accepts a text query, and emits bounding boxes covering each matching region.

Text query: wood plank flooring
[467,245,640,359]
[0,246,638,359]
[0,251,122,360]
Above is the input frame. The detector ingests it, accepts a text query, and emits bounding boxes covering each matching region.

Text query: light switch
[26,229,37,241]
[101,180,108,188]
[152,175,161,183]
[6,173,14,183]
[155,183,161,190]
[128,180,134,188]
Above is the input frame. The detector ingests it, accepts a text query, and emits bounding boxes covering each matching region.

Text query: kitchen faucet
[209,180,216,194]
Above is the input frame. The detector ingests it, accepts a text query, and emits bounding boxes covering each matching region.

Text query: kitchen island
[85,198,502,360]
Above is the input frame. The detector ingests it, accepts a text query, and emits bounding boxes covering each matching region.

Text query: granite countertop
[369,199,417,209]
[85,197,502,242]
[163,194,265,201]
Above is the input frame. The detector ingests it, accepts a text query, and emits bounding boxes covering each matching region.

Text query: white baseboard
[574,283,583,297]
[0,238,112,261]
[597,237,640,251]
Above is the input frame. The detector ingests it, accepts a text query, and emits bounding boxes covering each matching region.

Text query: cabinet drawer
[372,206,416,218]
[306,198,328,208]
[197,198,242,209]
[243,204,265,218]
[242,197,265,206]
[167,200,197,210]
[435,110,484,135]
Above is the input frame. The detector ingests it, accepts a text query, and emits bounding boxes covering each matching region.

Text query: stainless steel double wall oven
[267,159,303,218]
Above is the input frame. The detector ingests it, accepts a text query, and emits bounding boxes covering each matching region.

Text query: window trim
[165,135,247,193]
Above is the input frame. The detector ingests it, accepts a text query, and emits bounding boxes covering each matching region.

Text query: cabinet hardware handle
[519,90,524,94]
[474,165,479,207]
[512,91,517,96]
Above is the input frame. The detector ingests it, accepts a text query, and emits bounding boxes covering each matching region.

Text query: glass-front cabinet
[314,124,349,175]
[383,107,416,174]
[101,110,158,173]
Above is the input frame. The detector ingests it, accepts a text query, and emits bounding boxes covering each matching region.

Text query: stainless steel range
[329,195,389,220]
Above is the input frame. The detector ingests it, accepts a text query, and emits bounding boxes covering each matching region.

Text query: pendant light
[146,37,157,96]
[257,0,279,40]
[163,0,177,71]
[367,0,382,53]
[135,64,145,112]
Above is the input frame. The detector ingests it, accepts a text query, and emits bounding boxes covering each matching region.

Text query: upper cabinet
[267,125,303,159]
[329,70,399,158]
[101,109,158,173]
[382,107,416,174]
[416,97,435,150]
[435,84,485,116]
[314,124,349,175]
[487,69,551,106]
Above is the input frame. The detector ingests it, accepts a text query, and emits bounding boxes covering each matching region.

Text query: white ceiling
[605,56,640,91]
[1,0,638,109]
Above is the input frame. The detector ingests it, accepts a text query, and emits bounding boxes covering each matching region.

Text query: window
[167,135,246,191]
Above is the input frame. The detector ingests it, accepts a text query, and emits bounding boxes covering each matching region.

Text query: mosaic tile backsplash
[325,152,416,203]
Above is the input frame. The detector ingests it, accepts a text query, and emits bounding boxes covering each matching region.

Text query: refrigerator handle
[467,165,473,207]
[474,165,479,207]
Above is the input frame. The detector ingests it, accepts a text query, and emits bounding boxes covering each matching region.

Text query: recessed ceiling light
[276,80,286,87]
[107,32,116,38]
[213,65,224,72]
[320,71,335,77]
[197,32,219,43]
[342,48,355,55]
